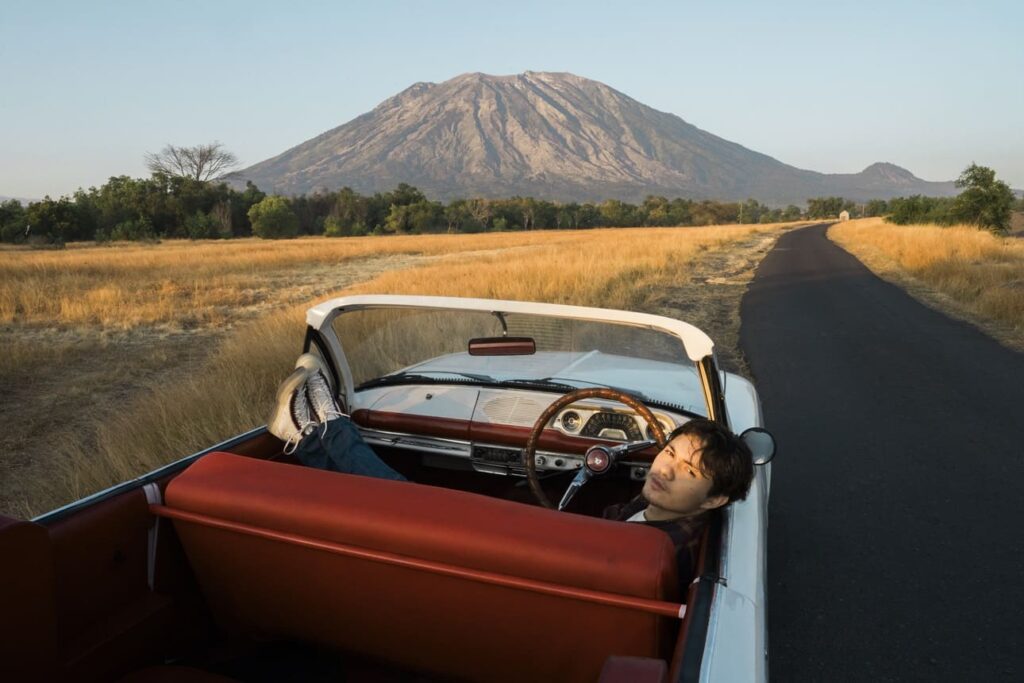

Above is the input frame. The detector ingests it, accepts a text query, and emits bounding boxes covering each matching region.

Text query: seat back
[159,452,681,683]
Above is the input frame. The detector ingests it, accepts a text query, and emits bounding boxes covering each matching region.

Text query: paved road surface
[740,224,1024,681]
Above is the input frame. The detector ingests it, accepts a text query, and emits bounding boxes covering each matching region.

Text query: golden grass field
[829,218,1024,350]
[0,224,800,518]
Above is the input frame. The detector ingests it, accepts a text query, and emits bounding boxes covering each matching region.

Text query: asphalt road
[740,224,1024,681]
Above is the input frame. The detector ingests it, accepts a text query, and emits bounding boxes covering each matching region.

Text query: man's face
[641,432,728,521]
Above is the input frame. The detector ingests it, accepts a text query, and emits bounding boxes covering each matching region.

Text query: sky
[2,0,1022,199]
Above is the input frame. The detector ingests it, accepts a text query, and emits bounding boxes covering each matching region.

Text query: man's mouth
[647,475,667,492]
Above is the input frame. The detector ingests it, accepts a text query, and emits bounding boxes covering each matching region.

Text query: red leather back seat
[159,452,681,683]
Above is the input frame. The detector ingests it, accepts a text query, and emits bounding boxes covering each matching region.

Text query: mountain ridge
[232,71,957,205]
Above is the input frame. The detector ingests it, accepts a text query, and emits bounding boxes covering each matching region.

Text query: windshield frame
[306,295,728,426]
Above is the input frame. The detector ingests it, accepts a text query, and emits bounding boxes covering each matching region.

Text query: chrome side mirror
[740,427,776,465]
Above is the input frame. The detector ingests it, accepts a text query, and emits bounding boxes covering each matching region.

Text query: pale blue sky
[2,0,1021,199]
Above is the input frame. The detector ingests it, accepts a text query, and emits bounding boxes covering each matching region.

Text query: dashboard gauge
[581,412,643,441]
[560,410,582,432]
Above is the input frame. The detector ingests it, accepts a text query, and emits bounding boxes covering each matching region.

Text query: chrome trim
[32,426,268,525]
[142,483,162,590]
[699,582,723,683]
[358,428,473,457]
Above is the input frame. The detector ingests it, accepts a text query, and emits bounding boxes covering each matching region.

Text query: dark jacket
[603,496,711,590]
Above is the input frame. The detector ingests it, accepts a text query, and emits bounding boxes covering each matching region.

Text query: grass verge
[829,218,1024,351]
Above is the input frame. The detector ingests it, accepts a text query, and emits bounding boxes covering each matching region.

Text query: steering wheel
[522,387,668,509]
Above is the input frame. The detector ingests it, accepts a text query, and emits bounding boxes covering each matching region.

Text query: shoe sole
[295,353,333,390]
[267,367,310,441]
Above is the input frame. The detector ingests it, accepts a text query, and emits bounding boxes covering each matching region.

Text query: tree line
[0,178,815,244]
[0,147,1016,244]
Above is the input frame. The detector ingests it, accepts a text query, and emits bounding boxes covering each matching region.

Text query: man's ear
[699,494,729,511]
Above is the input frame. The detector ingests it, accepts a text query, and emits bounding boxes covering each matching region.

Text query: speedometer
[580,412,643,441]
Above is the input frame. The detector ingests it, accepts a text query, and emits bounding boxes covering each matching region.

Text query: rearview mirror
[468,337,537,356]
[740,427,776,465]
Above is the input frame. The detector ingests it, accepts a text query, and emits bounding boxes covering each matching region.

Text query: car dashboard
[350,384,687,481]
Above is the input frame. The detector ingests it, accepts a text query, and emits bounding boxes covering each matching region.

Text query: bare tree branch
[144,142,239,181]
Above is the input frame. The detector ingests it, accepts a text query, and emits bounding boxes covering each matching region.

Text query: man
[269,354,754,585]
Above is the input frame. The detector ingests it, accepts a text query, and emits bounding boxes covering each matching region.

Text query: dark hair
[666,418,754,502]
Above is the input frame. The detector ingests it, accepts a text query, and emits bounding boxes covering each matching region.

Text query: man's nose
[653,457,673,480]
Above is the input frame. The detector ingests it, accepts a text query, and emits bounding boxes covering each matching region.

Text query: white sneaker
[295,353,347,421]
[267,367,316,452]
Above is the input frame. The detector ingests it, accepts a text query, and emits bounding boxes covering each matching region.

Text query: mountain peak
[859,162,921,184]
[234,74,957,204]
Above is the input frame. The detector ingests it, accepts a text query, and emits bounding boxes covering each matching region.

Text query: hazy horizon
[2,0,1022,199]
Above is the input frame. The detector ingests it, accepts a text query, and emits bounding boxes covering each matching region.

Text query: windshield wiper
[356,370,495,391]
[512,376,651,401]
[497,378,578,392]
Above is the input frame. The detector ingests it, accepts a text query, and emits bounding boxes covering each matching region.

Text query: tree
[248,196,299,239]
[0,199,27,243]
[781,205,803,221]
[144,142,239,181]
[863,199,889,217]
[952,163,1014,233]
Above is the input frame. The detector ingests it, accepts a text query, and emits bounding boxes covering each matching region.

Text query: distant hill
[231,71,958,205]
[0,195,36,205]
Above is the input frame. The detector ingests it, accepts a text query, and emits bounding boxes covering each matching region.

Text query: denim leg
[293,417,407,481]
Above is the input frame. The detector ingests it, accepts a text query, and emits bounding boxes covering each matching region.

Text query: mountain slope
[234,71,956,204]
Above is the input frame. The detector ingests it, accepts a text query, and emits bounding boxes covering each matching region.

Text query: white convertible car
[4,295,774,683]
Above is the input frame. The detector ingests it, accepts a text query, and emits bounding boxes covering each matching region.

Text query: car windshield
[330,306,708,415]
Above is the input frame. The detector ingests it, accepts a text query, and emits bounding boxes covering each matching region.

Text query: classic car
[1,295,775,683]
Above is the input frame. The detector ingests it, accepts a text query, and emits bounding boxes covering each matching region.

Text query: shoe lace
[307,370,348,422]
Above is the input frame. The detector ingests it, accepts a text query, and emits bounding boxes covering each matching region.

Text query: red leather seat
[157,452,682,683]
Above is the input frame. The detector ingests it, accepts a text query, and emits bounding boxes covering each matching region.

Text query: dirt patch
[648,231,783,376]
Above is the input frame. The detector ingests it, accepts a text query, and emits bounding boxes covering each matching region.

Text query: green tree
[25,196,90,244]
[248,196,299,239]
[444,199,470,233]
[738,199,764,224]
[781,205,803,221]
[642,196,672,226]
[384,183,427,207]
[598,199,639,227]
[806,197,853,219]
[887,195,956,225]
[863,199,888,217]
[951,163,1014,233]
[0,199,28,242]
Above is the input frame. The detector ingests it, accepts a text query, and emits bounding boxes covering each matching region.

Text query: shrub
[248,196,299,239]
[99,216,157,242]
[185,211,230,239]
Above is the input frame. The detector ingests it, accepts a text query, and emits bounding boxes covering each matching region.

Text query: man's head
[641,418,754,521]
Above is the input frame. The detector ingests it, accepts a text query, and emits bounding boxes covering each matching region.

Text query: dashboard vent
[479,395,545,426]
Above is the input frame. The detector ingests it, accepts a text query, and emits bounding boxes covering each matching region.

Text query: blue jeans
[293,417,407,481]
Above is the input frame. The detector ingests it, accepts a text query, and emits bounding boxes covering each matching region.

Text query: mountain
[232,71,957,205]
[0,195,36,205]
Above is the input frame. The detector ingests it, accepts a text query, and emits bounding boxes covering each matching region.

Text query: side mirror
[740,427,776,465]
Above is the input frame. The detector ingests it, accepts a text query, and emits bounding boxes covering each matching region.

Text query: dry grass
[0,233,571,329]
[3,224,800,517]
[829,218,1024,349]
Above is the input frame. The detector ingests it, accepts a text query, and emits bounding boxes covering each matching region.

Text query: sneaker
[267,367,316,451]
[295,353,333,390]
[295,353,347,421]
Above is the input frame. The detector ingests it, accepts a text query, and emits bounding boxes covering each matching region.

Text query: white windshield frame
[306,295,723,421]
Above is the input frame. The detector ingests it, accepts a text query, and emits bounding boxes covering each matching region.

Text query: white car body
[307,295,772,683]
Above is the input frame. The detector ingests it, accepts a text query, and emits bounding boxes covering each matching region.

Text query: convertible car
[1,295,775,683]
